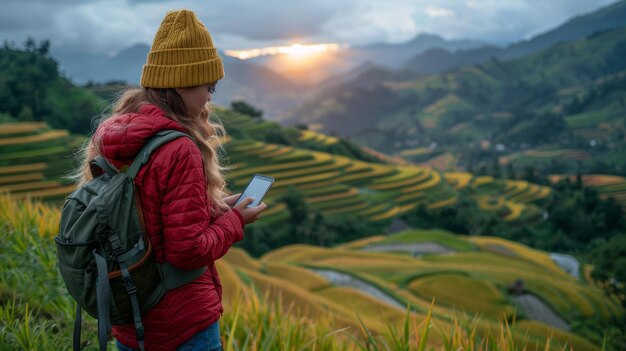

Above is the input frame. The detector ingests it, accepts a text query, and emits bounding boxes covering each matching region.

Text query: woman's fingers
[234,200,267,224]
[223,193,241,206]
[233,197,254,211]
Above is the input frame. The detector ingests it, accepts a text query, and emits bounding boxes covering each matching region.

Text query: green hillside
[2,195,623,350]
[0,40,104,134]
[0,122,81,201]
[286,26,626,176]
[0,118,550,224]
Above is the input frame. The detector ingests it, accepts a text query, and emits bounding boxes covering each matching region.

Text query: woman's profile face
[178,83,216,118]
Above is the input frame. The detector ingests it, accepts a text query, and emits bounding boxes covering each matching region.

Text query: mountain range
[284,24,626,176]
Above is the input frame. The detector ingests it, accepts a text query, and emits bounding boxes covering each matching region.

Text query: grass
[0,122,47,135]
[0,163,47,175]
[407,274,516,320]
[503,202,524,221]
[0,194,616,350]
[443,172,473,190]
[0,130,69,147]
[469,237,565,275]
[426,196,458,209]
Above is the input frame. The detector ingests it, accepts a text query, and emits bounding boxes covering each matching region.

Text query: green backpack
[56,130,206,351]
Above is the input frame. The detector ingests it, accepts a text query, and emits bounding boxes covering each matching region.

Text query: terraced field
[298,129,339,146]
[418,152,457,171]
[441,173,551,224]
[217,228,619,351]
[0,121,554,226]
[503,149,592,165]
[549,174,626,212]
[0,122,82,201]
[2,192,618,350]
[225,138,458,223]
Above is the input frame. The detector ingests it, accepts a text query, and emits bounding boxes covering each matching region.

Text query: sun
[285,43,324,58]
[224,43,345,60]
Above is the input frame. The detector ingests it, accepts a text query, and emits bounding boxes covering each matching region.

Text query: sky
[0,0,619,56]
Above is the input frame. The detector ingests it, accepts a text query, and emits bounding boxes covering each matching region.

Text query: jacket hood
[94,104,186,169]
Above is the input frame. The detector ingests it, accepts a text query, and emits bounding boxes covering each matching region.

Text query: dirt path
[510,294,570,330]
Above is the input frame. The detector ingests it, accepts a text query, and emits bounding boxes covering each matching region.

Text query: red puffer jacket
[94,104,244,350]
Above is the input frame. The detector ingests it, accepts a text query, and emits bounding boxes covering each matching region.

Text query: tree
[231,100,263,120]
[591,235,626,307]
[278,187,309,225]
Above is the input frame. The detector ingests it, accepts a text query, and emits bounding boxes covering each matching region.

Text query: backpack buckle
[122,275,137,295]
[108,233,125,258]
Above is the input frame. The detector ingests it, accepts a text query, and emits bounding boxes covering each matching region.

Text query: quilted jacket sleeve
[158,138,244,270]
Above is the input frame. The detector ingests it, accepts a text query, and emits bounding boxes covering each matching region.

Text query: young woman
[72,9,266,351]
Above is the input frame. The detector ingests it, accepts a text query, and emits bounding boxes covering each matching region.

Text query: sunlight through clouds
[224,43,346,60]
[425,5,455,18]
[0,0,619,55]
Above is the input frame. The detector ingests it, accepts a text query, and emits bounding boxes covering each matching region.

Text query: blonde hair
[70,86,230,214]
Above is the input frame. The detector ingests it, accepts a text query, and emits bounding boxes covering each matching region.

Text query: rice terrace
[2,0,626,350]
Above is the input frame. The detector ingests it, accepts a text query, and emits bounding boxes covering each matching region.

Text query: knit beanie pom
[141,9,224,88]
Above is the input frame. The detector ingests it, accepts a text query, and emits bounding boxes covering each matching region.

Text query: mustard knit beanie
[141,9,224,88]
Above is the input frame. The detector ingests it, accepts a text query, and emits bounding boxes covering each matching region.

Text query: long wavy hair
[70,86,230,214]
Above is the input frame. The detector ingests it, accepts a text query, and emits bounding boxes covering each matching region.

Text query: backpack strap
[73,304,82,351]
[158,263,207,290]
[93,250,112,351]
[108,233,146,351]
[90,155,118,178]
[127,130,193,180]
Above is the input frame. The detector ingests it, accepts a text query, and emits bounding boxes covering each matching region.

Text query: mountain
[214,55,305,118]
[402,0,626,75]
[403,46,504,75]
[353,33,486,69]
[52,44,304,118]
[501,0,626,59]
[241,33,486,86]
[284,25,626,176]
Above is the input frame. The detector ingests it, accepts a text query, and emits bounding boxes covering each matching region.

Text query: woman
[73,9,266,351]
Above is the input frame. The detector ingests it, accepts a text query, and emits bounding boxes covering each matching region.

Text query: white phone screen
[235,175,274,208]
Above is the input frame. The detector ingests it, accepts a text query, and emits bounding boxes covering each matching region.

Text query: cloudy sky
[0,0,619,56]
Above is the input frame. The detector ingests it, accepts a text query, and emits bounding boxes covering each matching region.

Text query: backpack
[55,130,206,351]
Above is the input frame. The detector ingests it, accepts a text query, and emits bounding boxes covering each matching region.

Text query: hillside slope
[1,195,618,350]
[285,26,626,175]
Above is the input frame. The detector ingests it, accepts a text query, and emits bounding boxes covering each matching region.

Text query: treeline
[401,179,624,253]
[0,38,104,133]
[563,73,626,115]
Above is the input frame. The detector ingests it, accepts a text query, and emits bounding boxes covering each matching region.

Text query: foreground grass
[0,193,602,350]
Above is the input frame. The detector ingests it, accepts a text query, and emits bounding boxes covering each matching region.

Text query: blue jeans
[116,321,222,351]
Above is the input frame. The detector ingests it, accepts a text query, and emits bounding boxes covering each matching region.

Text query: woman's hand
[223,193,241,207]
[232,197,267,224]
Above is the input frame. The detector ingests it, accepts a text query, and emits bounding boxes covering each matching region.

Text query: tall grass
[0,193,597,350]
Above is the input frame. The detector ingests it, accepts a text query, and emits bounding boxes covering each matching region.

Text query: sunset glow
[224,43,346,60]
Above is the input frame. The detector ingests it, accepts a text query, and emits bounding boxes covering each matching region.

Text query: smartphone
[234,174,274,208]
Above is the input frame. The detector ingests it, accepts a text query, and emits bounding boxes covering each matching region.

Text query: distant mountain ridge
[284,25,626,176]
[404,0,626,75]
[502,0,626,59]
[46,1,626,121]
[52,44,304,118]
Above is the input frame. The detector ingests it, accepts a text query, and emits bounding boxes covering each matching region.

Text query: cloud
[425,5,455,18]
[0,0,619,55]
